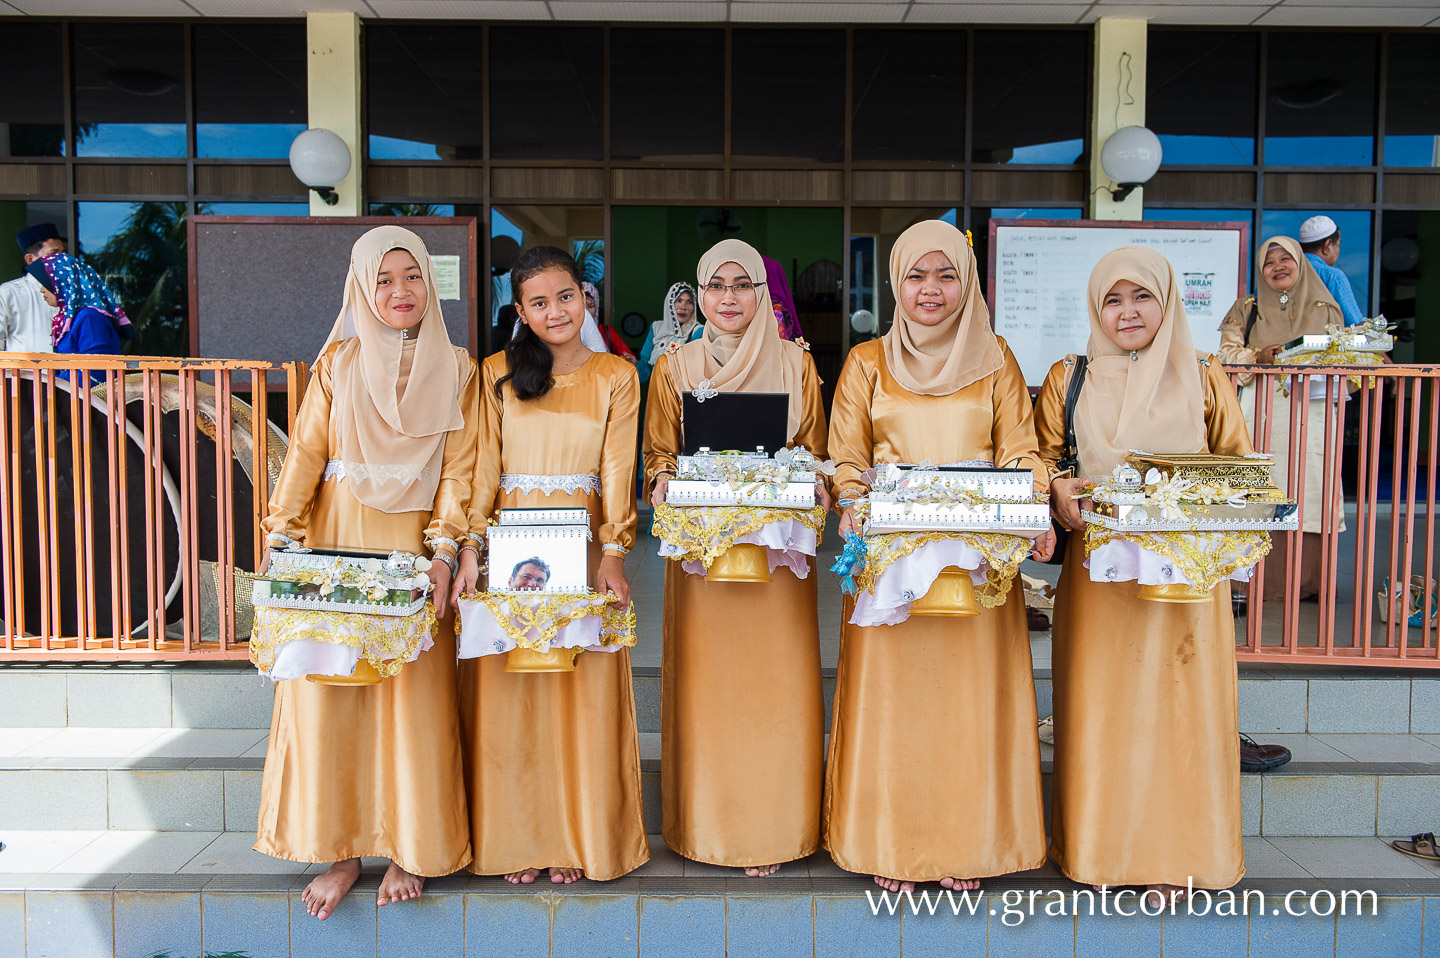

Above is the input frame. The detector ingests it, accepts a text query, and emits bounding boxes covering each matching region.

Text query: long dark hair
[495,245,585,401]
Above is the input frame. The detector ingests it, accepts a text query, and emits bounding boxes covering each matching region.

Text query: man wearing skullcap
[0,223,66,353]
[1298,215,1363,326]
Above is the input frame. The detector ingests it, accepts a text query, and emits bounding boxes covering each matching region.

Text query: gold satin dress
[643,353,828,868]
[458,351,649,881]
[1036,355,1249,889]
[254,341,477,877]
[822,338,1047,882]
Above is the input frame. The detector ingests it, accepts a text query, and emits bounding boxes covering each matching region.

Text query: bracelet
[601,542,628,555]
[264,532,309,552]
[459,544,482,560]
[426,536,460,556]
[430,551,457,576]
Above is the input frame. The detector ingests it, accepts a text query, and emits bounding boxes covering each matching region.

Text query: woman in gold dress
[452,245,648,884]
[255,225,477,919]
[1040,246,1251,906]
[643,238,829,877]
[825,220,1053,893]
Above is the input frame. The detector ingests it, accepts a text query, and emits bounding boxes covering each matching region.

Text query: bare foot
[744,863,781,878]
[301,858,360,921]
[940,877,981,891]
[1145,884,1187,910]
[549,866,584,884]
[504,868,540,885]
[872,874,914,893]
[377,861,424,906]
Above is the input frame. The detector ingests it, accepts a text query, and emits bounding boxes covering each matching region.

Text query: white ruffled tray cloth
[651,502,828,579]
[249,604,438,682]
[455,591,637,659]
[1082,526,1273,592]
[848,530,1031,628]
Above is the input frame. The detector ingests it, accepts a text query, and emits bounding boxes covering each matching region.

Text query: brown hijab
[1244,235,1344,350]
[882,220,1003,397]
[670,238,805,441]
[318,225,466,513]
[1074,246,1207,479]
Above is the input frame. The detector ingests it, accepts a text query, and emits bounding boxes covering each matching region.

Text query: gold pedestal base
[1139,582,1212,603]
[909,567,980,617]
[706,543,771,583]
[306,657,384,686]
[505,646,581,673]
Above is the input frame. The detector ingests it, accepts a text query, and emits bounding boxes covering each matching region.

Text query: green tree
[88,200,196,356]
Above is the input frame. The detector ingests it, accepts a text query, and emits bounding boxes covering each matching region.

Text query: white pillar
[307,12,362,217]
[1088,18,1148,222]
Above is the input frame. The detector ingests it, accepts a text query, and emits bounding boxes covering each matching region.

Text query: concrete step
[0,833,1436,958]
[3,729,1439,840]
[3,661,1439,736]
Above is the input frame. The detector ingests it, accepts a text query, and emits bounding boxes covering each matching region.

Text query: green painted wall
[0,203,28,282]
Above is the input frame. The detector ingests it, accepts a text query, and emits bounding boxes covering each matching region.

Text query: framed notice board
[986,219,1249,386]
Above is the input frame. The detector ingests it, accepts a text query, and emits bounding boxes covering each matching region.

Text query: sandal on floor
[1390,833,1440,862]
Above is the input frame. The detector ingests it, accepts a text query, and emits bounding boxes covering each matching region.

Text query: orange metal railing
[0,354,307,660]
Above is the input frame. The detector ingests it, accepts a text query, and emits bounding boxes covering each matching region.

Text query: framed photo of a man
[486,511,590,594]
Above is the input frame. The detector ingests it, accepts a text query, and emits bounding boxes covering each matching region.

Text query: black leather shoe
[1240,734,1292,772]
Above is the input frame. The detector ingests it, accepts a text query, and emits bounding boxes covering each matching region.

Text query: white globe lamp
[289,129,352,206]
[1100,125,1162,202]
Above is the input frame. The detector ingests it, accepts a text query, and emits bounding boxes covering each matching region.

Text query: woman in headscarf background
[255,226,477,919]
[644,238,829,877]
[1040,246,1251,906]
[451,245,647,885]
[583,280,638,365]
[825,220,1052,893]
[1218,236,1345,601]
[763,255,805,342]
[638,282,702,383]
[26,253,136,379]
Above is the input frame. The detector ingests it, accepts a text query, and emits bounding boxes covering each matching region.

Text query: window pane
[489,28,601,160]
[1265,32,1376,167]
[194,24,306,159]
[1377,211,1428,361]
[367,25,484,161]
[206,202,309,216]
[1384,34,1440,168]
[0,23,65,157]
[852,30,965,162]
[74,23,187,158]
[849,207,958,339]
[1147,31,1256,165]
[731,30,844,162]
[972,31,1085,164]
[79,201,190,355]
[611,29,723,160]
[1260,210,1371,314]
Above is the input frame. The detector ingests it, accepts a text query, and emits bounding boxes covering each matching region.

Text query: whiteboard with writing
[988,220,1248,385]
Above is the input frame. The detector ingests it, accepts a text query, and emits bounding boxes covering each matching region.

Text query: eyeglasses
[701,281,766,295]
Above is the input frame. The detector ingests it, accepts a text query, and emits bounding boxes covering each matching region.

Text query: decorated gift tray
[1275,316,1394,363]
[250,548,434,616]
[862,462,1050,536]
[665,446,822,509]
[1082,453,1299,533]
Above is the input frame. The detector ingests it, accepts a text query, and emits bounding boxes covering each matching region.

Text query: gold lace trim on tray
[247,603,437,678]
[457,591,638,652]
[857,530,1031,609]
[1084,525,1273,593]
[652,502,828,569]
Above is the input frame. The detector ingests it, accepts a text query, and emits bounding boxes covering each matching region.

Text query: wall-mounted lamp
[289,129,352,206]
[1100,125,1162,203]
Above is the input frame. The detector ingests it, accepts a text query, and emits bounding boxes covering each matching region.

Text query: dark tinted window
[731,30,845,162]
[0,23,65,157]
[489,27,602,160]
[1383,33,1440,167]
[610,28,724,160]
[852,30,965,162]
[1265,32,1377,166]
[73,23,187,158]
[367,25,485,161]
[1147,30,1257,165]
[972,31,1086,164]
[195,23,307,159]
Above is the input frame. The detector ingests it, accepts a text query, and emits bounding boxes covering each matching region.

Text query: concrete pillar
[306,12,363,217]
[1088,18,1148,221]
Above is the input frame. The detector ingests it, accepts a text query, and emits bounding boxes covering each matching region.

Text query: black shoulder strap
[1243,299,1260,345]
[1061,355,1087,469]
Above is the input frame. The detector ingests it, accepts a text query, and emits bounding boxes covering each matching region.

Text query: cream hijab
[318,226,466,513]
[1073,246,1207,479]
[651,282,699,352]
[882,220,1003,396]
[1247,235,1343,350]
[670,239,805,441]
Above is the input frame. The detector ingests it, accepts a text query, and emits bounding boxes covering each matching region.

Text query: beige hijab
[670,238,805,441]
[318,225,466,513]
[882,220,1003,397]
[1074,246,1207,479]
[1246,235,1344,350]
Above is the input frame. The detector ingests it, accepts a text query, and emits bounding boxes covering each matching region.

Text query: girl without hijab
[638,281,702,382]
[1217,236,1345,601]
[1038,246,1251,906]
[254,225,478,919]
[824,220,1051,894]
[643,238,830,876]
